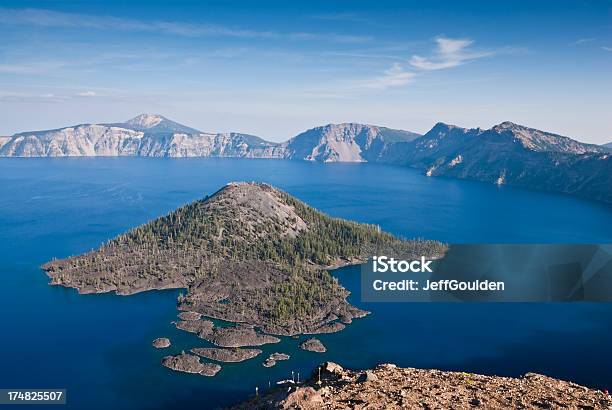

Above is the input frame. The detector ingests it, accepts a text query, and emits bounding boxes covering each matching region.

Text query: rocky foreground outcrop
[230,362,611,409]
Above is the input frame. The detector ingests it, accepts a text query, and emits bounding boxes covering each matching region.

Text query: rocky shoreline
[176,320,281,348]
[191,347,262,363]
[230,362,612,409]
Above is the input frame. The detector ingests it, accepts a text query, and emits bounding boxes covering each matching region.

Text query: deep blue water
[1,157,611,409]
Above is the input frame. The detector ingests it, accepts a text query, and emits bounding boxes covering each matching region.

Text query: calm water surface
[1,158,611,409]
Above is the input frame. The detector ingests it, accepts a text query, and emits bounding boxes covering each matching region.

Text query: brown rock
[177,311,202,321]
[358,370,378,382]
[299,338,326,353]
[161,353,221,377]
[191,347,261,363]
[152,337,171,348]
[263,352,290,367]
[229,363,612,409]
[279,387,323,409]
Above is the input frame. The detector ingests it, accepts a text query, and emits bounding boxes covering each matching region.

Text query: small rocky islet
[161,353,221,377]
[152,337,171,349]
[262,352,291,368]
[299,338,326,353]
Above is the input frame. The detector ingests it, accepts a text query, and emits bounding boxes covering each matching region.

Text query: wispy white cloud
[353,63,416,90]
[602,46,612,52]
[76,91,96,97]
[409,37,491,70]
[0,8,370,43]
[572,38,596,45]
[345,36,496,91]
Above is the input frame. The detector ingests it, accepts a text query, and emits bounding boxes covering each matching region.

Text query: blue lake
[1,157,611,409]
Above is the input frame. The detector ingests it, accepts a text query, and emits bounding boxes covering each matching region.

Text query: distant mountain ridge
[0,115,284,158]
[1,114,610,204]
[0,115,420,161]
[286,123,420,162]
[382,122,611,203]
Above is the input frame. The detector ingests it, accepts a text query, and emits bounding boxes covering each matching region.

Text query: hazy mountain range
[0,114,420,161]
[0,114,610,203]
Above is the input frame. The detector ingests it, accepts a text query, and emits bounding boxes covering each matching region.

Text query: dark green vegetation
[43,182,446,335]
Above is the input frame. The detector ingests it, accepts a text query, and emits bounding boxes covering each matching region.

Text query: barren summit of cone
[125,114,166,128]
[210,182,308,237]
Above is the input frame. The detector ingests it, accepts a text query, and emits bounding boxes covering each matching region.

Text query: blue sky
[0,0,611,143]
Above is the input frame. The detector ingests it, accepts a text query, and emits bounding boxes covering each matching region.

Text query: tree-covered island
[43,182,446,338]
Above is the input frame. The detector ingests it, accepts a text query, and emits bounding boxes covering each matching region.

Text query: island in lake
[42,182,446,375]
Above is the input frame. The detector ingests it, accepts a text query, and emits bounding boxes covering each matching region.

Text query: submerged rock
[299,338,326,353]
[152,337,171,348]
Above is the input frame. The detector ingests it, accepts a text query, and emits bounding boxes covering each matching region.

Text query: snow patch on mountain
[0,136,10,149]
